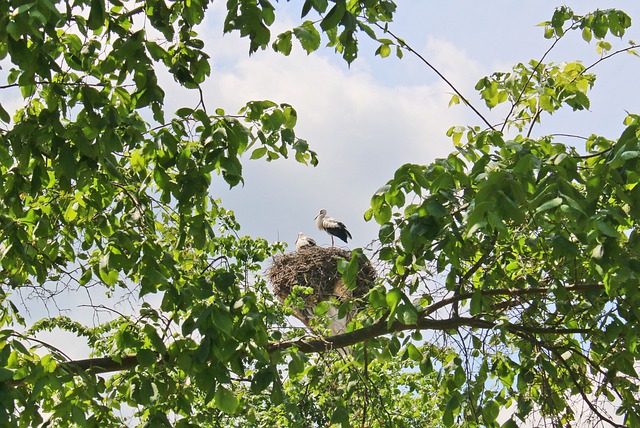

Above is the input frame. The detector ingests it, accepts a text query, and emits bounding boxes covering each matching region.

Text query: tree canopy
[1,1,639,427]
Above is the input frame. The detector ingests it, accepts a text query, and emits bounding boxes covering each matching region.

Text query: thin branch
[422,283,604,318]
[268,315,591,354]
[41,314,590,381]
[548,133,589,140]
[501,36,563,133]
[526,107,543,138]
[581,44,640,76]
[373,24,495,131]
[521,332,625,428]
[573,147,613,159]
[454,233,497,316]
[0,80,128,90]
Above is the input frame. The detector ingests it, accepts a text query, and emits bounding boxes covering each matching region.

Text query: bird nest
[267,246,376,327]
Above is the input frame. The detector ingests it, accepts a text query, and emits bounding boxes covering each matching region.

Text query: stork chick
[295,232,317,251]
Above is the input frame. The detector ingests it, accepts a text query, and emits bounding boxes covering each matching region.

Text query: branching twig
[526,107,543,138]
[454,234,498,316]
[501,36,563,133]
[519,332,625,428]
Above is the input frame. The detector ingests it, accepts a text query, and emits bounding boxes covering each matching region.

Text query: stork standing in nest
[315,209,352,247]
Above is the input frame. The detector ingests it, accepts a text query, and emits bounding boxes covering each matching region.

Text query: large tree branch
[268,315,591,354]
[35,283,604,379]
[60,355,140,375]
[48,315,590,379]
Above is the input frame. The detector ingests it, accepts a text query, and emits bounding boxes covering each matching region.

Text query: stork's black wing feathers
[325,223,352,243]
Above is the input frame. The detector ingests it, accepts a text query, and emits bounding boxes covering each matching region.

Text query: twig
[581,44,640,76]
[526,107,543,138]
[548,133,588,140]
[422,283,603,318]
[454,234,497,316]
[373,24,495,131]
[501,36,563,133]
[521,332,625,428]
[573,147,613,159]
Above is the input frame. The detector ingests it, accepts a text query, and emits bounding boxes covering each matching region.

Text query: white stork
[295,232,317,251]
[314,209,352,247]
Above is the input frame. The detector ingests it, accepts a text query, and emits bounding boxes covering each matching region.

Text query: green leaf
[406,343,422,361]
[330,404,349,427]
[0,103,10,123]
[374,203,392,224]
[0,367,14,382]
[301,0,313,18]
[87,0,105,30]
[250,147,267,159]
[6,22,21,41]
[398,303,418,325]
[443,395,459,427]
[99,255,118,287]
[535,197,563,213]
[63,202,79,222]
[314,300,331,316]
[426,199,448,217]
[470,291,482,315]
[379,223,395,244]
[146,41,167,60]
[250,370,274,394]
[293,22,321,54]
[212,308,233,335]
[214,386,239,414]
[620,150,640,161]
[386,288,403,312]
[320,3,345,31]
[288,352,305,376]
[272,31,292,55]
[368,288,387,308]
[596,220,620,238]
[136,349,157,367]
[483,399,500,422]
[175,107,193,118]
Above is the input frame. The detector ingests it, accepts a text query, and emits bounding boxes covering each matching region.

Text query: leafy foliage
[362,7,640,427]
[1,2,640,428]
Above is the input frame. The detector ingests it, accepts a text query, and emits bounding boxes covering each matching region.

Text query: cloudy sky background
[14,1,640,360]
[195,0,640,251]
